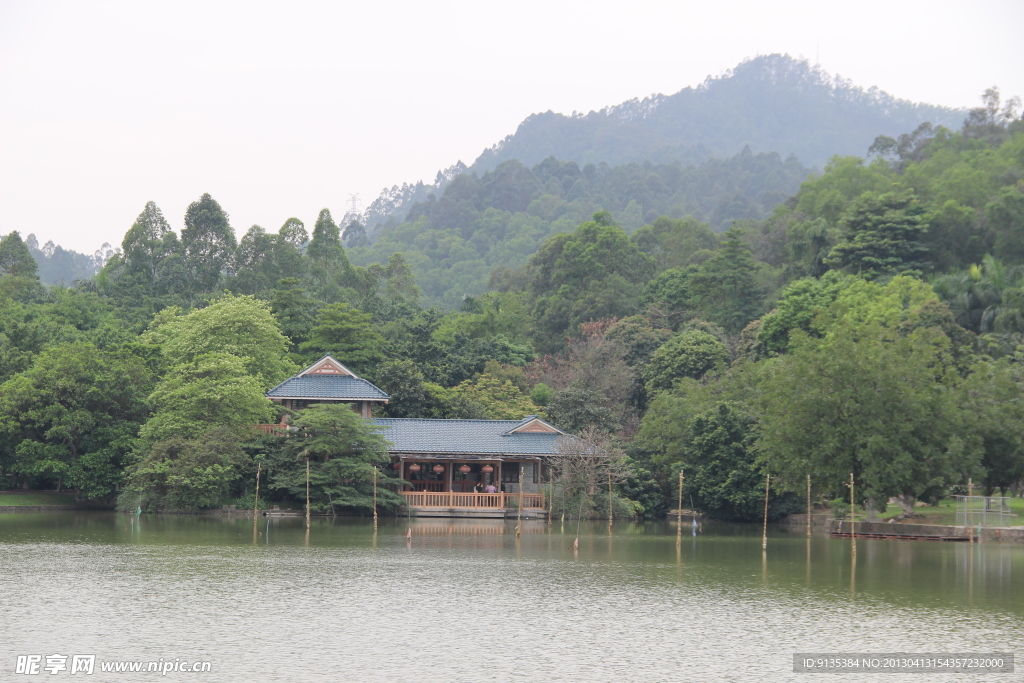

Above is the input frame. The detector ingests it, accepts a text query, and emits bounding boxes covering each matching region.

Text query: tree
[755,272,852,356]
[0,231,38,279]
[181,193,236,293]
[758,316,972,513]
[278,217,308,248]
[271,278,319,355]
[300,303,385,373]
[0,343,152,499]
[672,402,793,522]
[825,191,929,277]
[643,329,729,394]
[138,353,274,444]
[551,428,632,520]
[266,404,404,514]
[959,357,1024,496]
[121,201,173,280]
[526,212,655,349]
[118,427,250,511]
[0,231,43,302]
[306,208,352,298]
[373,359,430,418]
[233,225,276,295]
[448,373,540,420]
[152,295,297,388]
[688,225,762,333]
[342,219,370,248]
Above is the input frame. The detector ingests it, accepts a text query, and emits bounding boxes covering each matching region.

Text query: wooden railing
[400,491,545,509]
[253,424,283,435]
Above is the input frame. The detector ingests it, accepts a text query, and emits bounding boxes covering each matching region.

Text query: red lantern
[432,464,445,474]
[459,465,471,474]
[393,462,401,470]
[408,463,421,473]
[481,465,494,474]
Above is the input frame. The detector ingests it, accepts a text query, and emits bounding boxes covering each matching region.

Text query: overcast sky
[1,0,1022,254]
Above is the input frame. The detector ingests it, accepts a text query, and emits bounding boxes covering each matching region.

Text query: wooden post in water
[806,473,811,538]
[761,470,770,551]
[967,477,974,543]
[849,472,856,556]
[372,466,378,530]
[516,465,523,538]
[607,469,613,532]
[305,455,311,530]
[548,464,554,526]
[676,469,684,547]
[252,462,261,539]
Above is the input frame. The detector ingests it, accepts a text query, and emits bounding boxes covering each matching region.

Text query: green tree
[0,231,38,278]
[643,329,729,394]
[449,373,540,420]
[0,343,152,499]
[138,353,274,444]
[825,191,930,276]
[688,225,762,333]
[672,403,793,522]
[266,404,403,513]
[758,316,972,513]
[152,295,296,388]
[306,208,352,298]
[300,303,385,373]
[181,193,236,293]
[271,278,319,355]
[0,231,43,302]
[959,357,1024,496]
[118,427,249,511]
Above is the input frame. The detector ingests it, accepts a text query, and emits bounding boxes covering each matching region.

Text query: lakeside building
[263,355,563,517]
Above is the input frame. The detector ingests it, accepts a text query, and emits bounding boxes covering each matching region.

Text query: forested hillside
[350,149,809,307]
[1,89,1022,522]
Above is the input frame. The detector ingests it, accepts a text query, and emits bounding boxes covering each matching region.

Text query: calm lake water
[0,513,1021,682]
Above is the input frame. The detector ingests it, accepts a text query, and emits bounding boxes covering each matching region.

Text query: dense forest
[1,88,1022,521]
[352,149,810,307]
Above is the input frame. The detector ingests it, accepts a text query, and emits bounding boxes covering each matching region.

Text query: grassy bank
[0,491,78,506]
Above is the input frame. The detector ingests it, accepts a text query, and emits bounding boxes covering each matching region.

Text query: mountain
[364,54,964,232]
[472,54,964,173]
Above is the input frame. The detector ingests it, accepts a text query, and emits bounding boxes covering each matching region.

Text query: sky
[1,0,1022,254]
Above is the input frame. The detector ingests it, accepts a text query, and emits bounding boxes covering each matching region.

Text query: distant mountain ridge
[364,54,965,231]
[25,234,116,286]
[472,54,965,172]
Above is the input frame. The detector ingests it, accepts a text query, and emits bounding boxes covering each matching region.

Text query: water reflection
[0,513,1021,682]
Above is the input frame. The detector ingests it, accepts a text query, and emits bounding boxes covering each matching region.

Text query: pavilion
[264,355,565,517]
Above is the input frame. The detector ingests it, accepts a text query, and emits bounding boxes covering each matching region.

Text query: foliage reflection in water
[0,512,1021,682]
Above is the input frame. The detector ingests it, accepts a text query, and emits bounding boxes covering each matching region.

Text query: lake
[1,512,1021,682]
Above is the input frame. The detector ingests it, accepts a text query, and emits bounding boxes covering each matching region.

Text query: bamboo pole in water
[761,470,770,551]
[806,473,811,538]
[252,462,261,539]
[676,469,684,547]
[849,472,856,556]
[516,466,523,538]
[372,466,378,530]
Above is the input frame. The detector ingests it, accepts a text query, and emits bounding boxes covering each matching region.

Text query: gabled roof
[299,355,358,377]
[266,355,389,401]
[369,415,566,456]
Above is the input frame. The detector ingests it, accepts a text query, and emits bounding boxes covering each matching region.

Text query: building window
[501,465,520,484]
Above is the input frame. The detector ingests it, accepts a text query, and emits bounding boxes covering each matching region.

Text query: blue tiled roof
[370,416,565,456]
[266,375,390,401]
